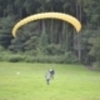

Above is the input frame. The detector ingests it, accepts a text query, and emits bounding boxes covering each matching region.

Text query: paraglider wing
[12,12,82,37]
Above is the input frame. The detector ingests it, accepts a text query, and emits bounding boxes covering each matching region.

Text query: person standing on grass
[45,69,55,85]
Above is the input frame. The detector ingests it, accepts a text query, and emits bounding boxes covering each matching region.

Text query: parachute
[12,12,82,37]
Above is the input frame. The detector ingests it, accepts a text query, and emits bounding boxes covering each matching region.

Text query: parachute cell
[12,12,82,37]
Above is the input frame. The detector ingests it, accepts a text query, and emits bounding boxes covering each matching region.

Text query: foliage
[89,36,100,68]
[25,54,78,64]
[0,16,15,48]
[0,50,79,64]
[93,62,100,70]
[89,37,100,61]
[0,0,100,64]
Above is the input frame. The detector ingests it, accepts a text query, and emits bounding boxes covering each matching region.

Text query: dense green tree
[0,0,100,64]
[0,16,15,48]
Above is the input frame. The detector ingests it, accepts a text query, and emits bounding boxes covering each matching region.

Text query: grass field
[0,62,100,100]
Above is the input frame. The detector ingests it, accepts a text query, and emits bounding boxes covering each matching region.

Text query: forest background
[0,0,100,68]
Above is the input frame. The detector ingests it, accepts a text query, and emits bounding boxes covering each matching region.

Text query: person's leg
[46,79,50,85]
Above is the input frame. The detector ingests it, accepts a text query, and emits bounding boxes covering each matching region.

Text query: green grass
[0,62,100,100]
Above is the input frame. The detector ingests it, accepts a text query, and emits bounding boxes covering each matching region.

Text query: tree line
[0,0,100,68]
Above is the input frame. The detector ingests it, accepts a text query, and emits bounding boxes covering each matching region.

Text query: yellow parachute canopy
[12,12,82,37]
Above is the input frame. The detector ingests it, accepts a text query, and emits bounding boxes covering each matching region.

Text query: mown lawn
[0,62,100,100]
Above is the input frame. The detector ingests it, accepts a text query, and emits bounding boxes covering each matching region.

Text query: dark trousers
[46,79,50,85]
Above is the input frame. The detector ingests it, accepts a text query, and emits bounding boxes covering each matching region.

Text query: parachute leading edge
[12,12,82,37]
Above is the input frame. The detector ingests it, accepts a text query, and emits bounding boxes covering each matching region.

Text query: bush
[93,62,100,70]
[0,45,4,51]
[63,52,79,64]
[25,53,79,64]
[7,55,25,62]
[45,44,64,55]
[0,49,79,64]
[0,52,25,62]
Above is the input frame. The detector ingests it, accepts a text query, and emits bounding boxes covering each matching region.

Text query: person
[49,69,55,79]
[45,69,55,85]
